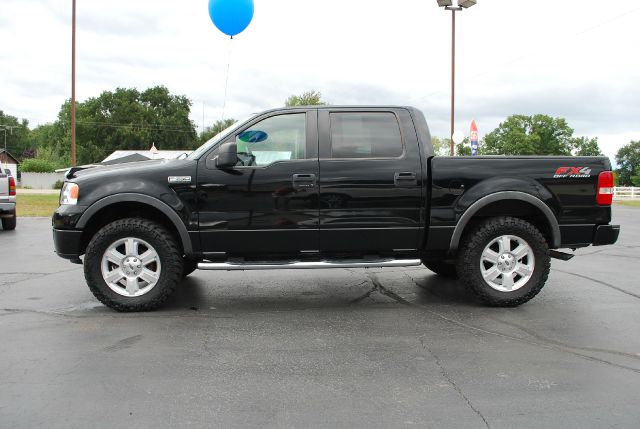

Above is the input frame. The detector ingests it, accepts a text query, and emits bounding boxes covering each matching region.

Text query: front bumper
[593,224,620,246]
[53,228,83,260]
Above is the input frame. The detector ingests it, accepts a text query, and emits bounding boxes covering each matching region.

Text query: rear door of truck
[317,107,423,252]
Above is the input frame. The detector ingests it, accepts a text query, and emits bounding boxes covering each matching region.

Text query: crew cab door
[196,110,319,256]
[318,108,423,252]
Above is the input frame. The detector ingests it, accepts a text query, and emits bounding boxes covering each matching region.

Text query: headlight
[60,182,79,205]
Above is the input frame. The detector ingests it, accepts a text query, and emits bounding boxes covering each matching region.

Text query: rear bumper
[53,228,83,260]
[559,223,620,248]
[593,224,620,246]
[0,202,16,217]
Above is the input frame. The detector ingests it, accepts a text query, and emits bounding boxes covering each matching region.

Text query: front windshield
[187,115,254,160]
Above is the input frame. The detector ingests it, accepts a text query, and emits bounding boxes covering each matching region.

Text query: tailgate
[0,174,9,199]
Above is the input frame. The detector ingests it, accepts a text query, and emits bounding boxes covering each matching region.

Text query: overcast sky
[1,0,639,162]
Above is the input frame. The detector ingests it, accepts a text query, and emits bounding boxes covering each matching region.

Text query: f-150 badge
[168,176,192,184]
[553,167,591,178]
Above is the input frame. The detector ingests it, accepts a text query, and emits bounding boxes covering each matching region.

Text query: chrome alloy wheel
[100,237,162,297]
[480,235,535,292]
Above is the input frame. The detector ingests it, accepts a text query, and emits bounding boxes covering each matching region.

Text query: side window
[235,113,306,166]
[330,112,403,159]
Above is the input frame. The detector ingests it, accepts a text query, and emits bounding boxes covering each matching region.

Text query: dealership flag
[470,119,479,156]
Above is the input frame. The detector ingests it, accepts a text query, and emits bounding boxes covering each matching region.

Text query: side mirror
[215,142,238,169]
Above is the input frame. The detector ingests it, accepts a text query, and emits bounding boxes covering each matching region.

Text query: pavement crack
[555,269,640,300]
[350,273,414,305]
[0,267,81,287]
[403,274,640,375]
[419,336,491,429]
[487,316,640,362]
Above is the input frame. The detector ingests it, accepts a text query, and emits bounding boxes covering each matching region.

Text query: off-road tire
[456,216,550,307]
[422,259,458,279]
[84,218,183,312]
[182,258,198,277]
[2,214,16,230]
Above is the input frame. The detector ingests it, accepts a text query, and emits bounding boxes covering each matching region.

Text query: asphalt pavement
[1,208,639,428]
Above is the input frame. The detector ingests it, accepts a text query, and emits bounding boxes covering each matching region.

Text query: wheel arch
[449,191,561,252]
[76,193,193,257]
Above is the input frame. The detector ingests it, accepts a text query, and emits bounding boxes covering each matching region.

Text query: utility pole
[0,125,21,169]
[71,0,77,166]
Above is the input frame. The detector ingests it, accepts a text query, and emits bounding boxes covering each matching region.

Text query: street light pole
[71,0,76,167]
[450,8,456,156]
[436,0,477,156]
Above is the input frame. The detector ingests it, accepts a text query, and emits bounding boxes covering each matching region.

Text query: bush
[20,158,58,173]
[53,180,64,190]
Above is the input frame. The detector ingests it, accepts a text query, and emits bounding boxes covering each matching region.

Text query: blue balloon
[208,0,254,37]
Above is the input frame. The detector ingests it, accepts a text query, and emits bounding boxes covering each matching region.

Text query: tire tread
[84,218,182,312]
[456,216,550,307]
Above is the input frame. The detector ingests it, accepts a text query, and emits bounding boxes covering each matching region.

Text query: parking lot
[1,207,639,428]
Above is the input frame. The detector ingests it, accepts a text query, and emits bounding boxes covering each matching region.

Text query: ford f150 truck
[52,106,620,311]
[0,170,16,230]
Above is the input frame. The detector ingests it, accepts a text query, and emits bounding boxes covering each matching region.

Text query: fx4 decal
[554,166,592,178]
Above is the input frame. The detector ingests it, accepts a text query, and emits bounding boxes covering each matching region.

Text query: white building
[0,149,19,178]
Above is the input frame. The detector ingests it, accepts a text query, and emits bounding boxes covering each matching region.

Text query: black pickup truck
[52,106,620,311]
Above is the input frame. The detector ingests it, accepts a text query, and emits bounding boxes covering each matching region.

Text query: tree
[615,140,640,185]
[198,118,237,144]
[0,111,30,159]
[38,86,198,165]
[483,114,575,155]
[571,136,603,156]
[456,138,472,156]
[431,136,450,156]
[285,90,326,107]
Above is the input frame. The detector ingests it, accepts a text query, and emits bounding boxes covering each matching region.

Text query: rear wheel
[456,217,550,307]
[1,213,16,230]
[84,218,183,311]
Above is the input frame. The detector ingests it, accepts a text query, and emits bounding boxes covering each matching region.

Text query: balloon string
[221,37,232,121]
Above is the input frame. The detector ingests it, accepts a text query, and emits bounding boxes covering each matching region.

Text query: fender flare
[77,193,193,255]
[449,191,560,251]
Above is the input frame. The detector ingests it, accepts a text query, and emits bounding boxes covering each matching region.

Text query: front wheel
[456,217,550,307]
[84,218,183,311]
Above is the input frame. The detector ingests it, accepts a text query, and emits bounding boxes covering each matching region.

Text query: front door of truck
[197,110,319,256]
[317,108,423,252]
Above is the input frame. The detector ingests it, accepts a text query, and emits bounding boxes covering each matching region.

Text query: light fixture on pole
[435,0,477,156]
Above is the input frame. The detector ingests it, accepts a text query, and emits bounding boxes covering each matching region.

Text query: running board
[197,259,422,271]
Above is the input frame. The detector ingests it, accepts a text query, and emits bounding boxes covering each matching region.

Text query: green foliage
[198,118,237,144]
[482,114,602,157]
[285,90,326,107]
[483,114,574,155]
[0,111,30,158]
[615,140,640,185]
[571,136,603,156]
[456,138,472,156]
[431,136,451,156]
[53,180,64,190]
[34,86,198,166]
[20,158,58,173]
[631,174,640,187]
